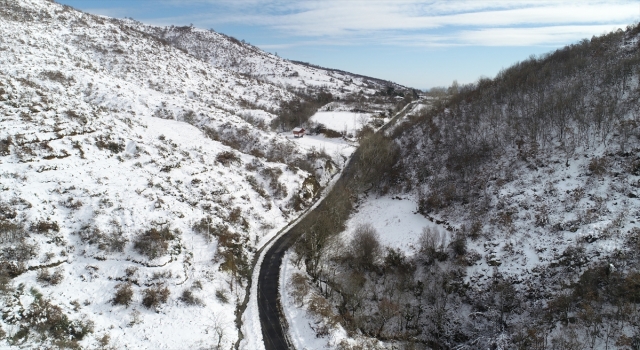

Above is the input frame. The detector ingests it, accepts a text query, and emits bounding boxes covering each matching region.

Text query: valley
[0,0,639,349]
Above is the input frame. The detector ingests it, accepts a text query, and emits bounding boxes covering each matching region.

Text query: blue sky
[57,0,639,90]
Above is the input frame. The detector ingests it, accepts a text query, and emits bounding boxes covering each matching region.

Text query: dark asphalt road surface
[258,224,298,350]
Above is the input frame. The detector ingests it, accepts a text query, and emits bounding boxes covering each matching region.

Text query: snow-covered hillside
[0,0,388,348]
[133,24,402,99]
[279,25,640,349]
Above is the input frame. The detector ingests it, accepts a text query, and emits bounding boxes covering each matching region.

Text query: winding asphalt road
[257,218,300,349]
[257,101,418,350]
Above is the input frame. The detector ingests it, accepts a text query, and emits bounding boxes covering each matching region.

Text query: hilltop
[134,23,403,98]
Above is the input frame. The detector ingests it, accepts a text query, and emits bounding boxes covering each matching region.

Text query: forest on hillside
[289,24,640,349]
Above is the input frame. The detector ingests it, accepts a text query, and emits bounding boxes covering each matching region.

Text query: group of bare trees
[272,89,333,131]
[383,24,640,348]
[289,24,640,348]
[292,223,476,346]
[295,222,640,348]
[393,24,640,218]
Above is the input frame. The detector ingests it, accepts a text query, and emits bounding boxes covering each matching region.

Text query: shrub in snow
[180,109,196,124]
[625,227,640,251]
[125,266,138,277]
[0,270,12,295]
[22,296,94,344]
[39,70,72,84]
[41,252,55,263]
[261,167,288,199]
[418,226,447,265]
[462,250,482,266]
[323,129,342,138]
[0,136,11,156]
[264,138,298,164]
[465,220,483,241]
[128,310,142,327]
[449,232,467,257]
[245,175,269,199]
[191,217,215,239]
[215,289,229,304]
[95,134,124,154]
[98,334,111,347]
[288,191,306,212]
[60,197,83,210]
[179,289,204,306]
[215,150,241,166]
[142,285,170,309]
[382,248,414,273]
[307,294,339,334]
[78,227,127,253]
[2,239,38,262]
[30,220,59,234]
[588,156,607,177]
[227,207,242,224]
[36,267,64,286]
[101,232,127,253]
[288,272,309,307]
[111,283,134,308]
[356,125,374,139]
[150,270,172,281]
[133,227,174,259]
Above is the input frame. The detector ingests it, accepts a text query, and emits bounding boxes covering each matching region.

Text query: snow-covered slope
[133,24,404,98]
[0,0,355,348]
[279,25,640,349]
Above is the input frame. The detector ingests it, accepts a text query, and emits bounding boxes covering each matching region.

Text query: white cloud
[268,2,635,34]
[261,24,629,50]
[150,0,640,47]
[197,1,636,24]
[455,24,629,46]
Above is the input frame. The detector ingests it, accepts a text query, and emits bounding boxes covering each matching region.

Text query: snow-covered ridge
[132,23,405,98]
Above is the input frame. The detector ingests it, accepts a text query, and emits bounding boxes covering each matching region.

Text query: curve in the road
[257,101,419,350]
[258,224,297,349]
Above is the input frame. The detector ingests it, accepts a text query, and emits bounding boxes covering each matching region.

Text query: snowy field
[310,111,373,136]
[279,195,447,349]
[284,133,356,162]
[343,195,443,256]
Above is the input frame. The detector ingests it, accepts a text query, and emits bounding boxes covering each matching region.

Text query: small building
[292,127,305,138]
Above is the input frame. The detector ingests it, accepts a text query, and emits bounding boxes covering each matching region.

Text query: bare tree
[349,224,381,271]
[419,227,446,264]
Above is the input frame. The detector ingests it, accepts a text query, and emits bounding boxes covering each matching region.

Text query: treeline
[292,131,399,281]
[393,24,640,215]
[271,89,333,131]
[272,85,413,131]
